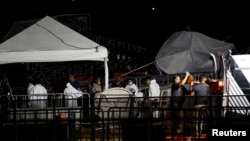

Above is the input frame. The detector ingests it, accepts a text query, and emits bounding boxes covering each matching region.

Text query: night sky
[1,1,250,52]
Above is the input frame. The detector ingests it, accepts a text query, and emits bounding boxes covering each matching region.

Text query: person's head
[56,74,62,81]
[173,75,181,84]
[115,75,122,82]
[127,78,134,85]
[33,78,41,85]
[68,74,75,82]
[145,76,153,85]
[187,75,194,85]
[199,75,207,83]
[94,76,101,84]
[66,82,71,88]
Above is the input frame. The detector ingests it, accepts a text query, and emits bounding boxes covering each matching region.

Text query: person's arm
[179,72,190,86]
[63,88,67,94]
[125,85,129,90]
[148,84,153,97]
[190,91,195,96]
[190,85,195,96]
[129,84,138,94]
[134,85,139,94]
[77,82,81,90]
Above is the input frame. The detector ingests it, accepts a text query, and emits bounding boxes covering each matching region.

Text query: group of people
[27,74,83,108]
[26,73,158,109]
[2,70,211,136]
[111,75,161,100]
[171,72,211,136]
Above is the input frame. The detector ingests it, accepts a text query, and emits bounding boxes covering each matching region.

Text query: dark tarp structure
[155,31,236,74]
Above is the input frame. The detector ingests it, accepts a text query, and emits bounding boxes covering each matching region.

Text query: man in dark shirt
[171,72,190,134]
[191,75,211,107]
[112,75,124,88]
[190,75,211,136]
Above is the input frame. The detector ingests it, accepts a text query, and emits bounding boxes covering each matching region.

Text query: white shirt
[30,84,48,99]
[64,82,82,98]
[29,83,48,108]
[125,83,138,94]
[149,79,160,99]
[27,83,34,95]
[64,82,83,107]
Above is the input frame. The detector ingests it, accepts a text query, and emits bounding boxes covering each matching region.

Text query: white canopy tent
[0,16,109,89]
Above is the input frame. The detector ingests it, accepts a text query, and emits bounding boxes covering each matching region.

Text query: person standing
[145,76,160,100]
[27,82,34,95]
[91,76,104,98]
[64,82,82,107]
[145,76,161,118]
[29,78,48,108]
[190,74,211,136]
[112,75,124,88]
[53,74,66,107]
[54,74,66,93]
[27,80,34,108]
[171,72,190,134]
[68,74,80,90]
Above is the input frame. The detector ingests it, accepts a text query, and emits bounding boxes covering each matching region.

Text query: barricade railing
[0,93,105,141]
[1,94,250,141]
[102,94,250,141]
[104,106,250,141]
[1,93,91,120]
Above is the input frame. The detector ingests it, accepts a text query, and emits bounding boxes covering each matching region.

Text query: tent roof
[155,31,236,74]
[0,16,108,64]
[2,18,39,42]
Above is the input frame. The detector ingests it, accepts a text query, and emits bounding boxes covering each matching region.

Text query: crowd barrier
[1,94,250,141]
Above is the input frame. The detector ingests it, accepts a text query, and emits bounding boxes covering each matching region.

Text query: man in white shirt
[29,79,48,108]
[144,76,161,118]
[125,78,138,95]
[146,76,160,100]
[64,82,83,107]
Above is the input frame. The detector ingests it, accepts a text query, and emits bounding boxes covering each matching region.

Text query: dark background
[1,1,250,52]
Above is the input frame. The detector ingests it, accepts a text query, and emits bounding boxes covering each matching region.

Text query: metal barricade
[1,94,250,141]
[0,93,106,141]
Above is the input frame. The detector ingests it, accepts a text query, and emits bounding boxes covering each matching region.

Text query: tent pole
[104,58,109,90]
[121,62,154,77]
[154,62,163,75]
[209,53,217,79]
